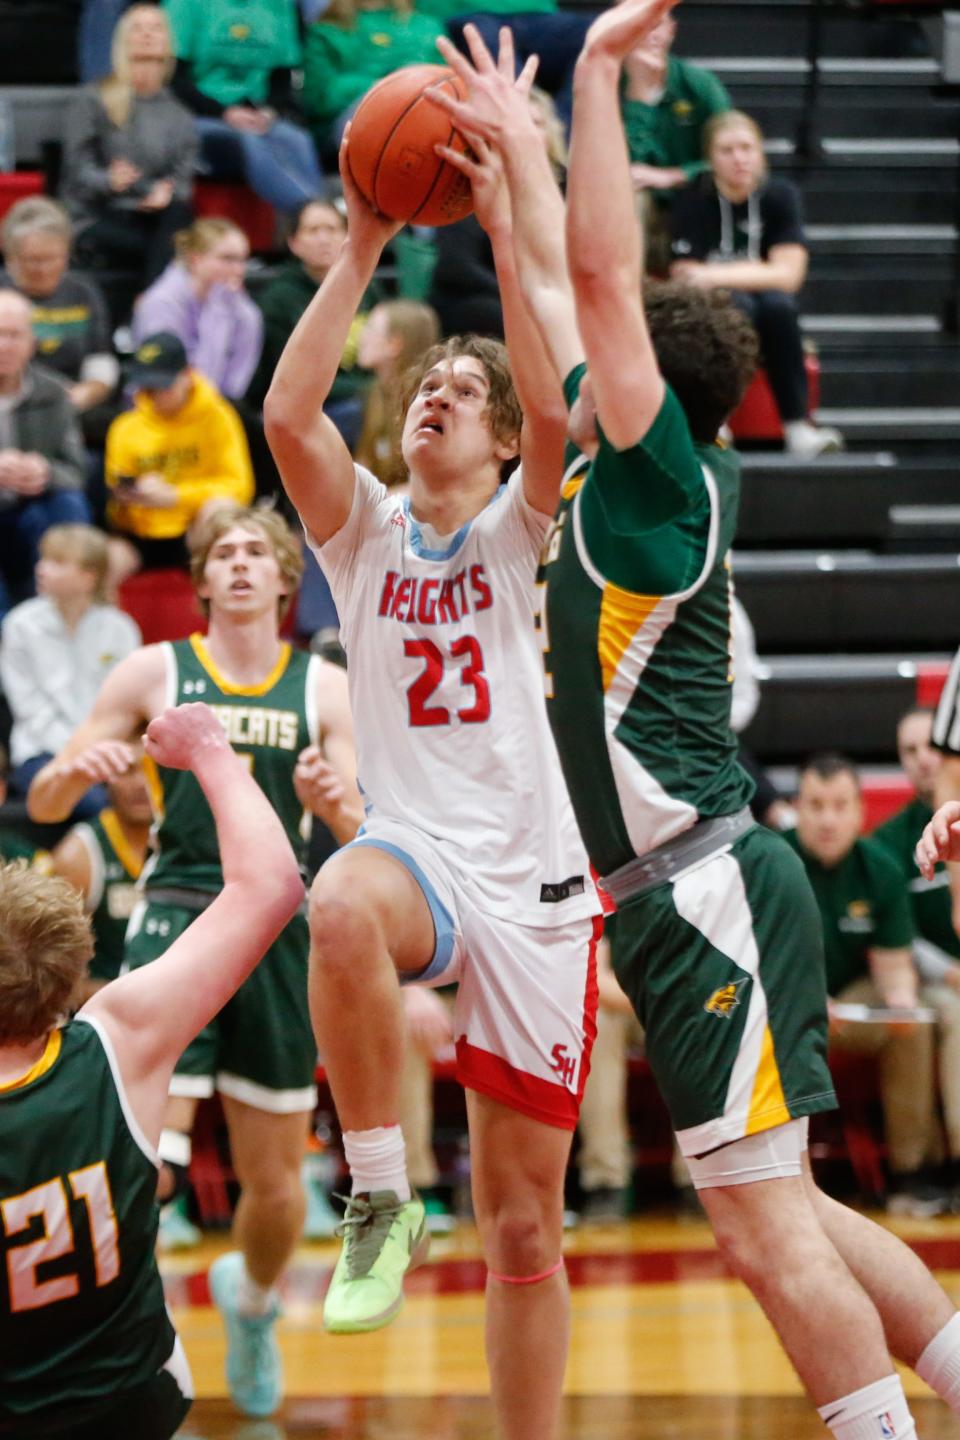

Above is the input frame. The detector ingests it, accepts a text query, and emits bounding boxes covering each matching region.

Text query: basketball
[346,64,474,228]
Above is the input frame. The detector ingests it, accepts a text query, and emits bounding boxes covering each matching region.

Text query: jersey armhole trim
[305,652,322,748]
[74,822,104,911]
[160,641,178,712]
[74,1013,162,1170]
[572,460,720,601]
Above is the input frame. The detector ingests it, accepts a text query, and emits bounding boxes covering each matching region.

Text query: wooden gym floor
[166,1210,960,1438]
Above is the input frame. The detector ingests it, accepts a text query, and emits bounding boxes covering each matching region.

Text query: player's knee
[479,1198,556,1275]
[308,879,379,966]
[241,1162,301,1213]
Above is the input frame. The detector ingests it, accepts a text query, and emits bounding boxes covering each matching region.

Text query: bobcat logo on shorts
[703,978,747,1019]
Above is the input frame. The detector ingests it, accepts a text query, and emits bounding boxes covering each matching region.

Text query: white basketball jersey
[310,465,595,928]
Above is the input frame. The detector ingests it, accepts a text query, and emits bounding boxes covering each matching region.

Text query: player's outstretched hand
[294,744,345,819]
[63,738,137,786]
[338,125,405,254]
[144,703,230,772]
[403,984,454,1056]
[582,0,679,65]
[916,800,960,879]
[433,26,539,149]
[436,133,509,235]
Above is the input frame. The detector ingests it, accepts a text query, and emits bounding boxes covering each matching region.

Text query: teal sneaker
[301,1159,340,1240]
[323,1190,429,1334]
[157,1193,201,1251]
[208,1251,282,1417]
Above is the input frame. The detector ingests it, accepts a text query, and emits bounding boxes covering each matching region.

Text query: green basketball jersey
[144,635,318,892]
[539,371,753,876]
[0,1017,174,1427]
[76,810,144,982]
[873,798,960,960]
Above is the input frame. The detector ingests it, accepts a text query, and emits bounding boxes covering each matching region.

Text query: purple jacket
[132,263,264,400]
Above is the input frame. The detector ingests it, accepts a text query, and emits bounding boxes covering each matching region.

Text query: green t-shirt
[540,367,753,876]
[782,829,915,995]
[621,54,731,183]
[164,0,302,108]
[417,0,555,21]
[303,9,447,140]
[0,1019,172,1427]
[873,797,960,960]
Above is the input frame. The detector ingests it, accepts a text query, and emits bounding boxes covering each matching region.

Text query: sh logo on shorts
[550,1043,577,1088]
[704,978,747,1019]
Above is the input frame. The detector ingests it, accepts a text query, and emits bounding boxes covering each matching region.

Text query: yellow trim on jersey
[745,1024,791,1135]
[0,1029,62,1094]
[189,633,292,697]
[98,808,144,881]
[141,754,164,820]
[597,583,662,693]
[561,475,586,502]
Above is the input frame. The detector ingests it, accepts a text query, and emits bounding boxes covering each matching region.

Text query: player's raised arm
[567,0,677,449]
[81,704,304,1149]
[264,145,403,547]
[435,28,584,512]
[26,645,165,823]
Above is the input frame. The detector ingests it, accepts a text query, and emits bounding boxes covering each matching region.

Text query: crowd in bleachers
[0,0,955,1238]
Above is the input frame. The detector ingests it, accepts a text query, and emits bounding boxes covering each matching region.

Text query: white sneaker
[784,419,845,459]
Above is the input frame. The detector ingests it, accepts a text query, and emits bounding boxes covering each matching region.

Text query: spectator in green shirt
[163,0,326,213]
[302,0,447,159]
[785,753,950,1216]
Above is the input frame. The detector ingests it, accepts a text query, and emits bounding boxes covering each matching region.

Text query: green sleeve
[162,0,195,59]
[867,842,915,948]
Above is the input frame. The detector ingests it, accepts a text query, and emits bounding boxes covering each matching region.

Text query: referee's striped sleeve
[933,644,960,754]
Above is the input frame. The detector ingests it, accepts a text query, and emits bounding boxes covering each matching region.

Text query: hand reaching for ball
[339,125,406,256]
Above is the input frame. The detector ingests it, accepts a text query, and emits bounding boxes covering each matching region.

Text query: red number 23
[405,637,491,727]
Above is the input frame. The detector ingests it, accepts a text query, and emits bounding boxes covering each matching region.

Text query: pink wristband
[488,1258,565,1286]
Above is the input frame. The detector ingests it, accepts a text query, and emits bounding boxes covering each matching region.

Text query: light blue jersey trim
[402,484,507,561]
[347,837,456,983]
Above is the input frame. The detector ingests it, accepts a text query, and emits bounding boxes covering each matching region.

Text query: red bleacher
[0,170,44,223]
[729,353,821,443]
[193,179,276,253]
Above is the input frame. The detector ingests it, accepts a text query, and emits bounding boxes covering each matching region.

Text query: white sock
[234,1259,277,1319]
[342,1124,410,1201]
[818,1375,916,1440]
[916,1312,960,1412]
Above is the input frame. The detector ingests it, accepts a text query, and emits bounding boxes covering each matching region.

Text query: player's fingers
[435,142,482,178]
[497,24,516,80]
[462,22,498,74]
[517,52,539,94]
[435,34,475,83]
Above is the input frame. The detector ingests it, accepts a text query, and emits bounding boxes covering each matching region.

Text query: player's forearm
[489,219,566,427]
[934,758,960,936]
[264,239,382,421]
[27,758,92,823]
[568,49,644,292]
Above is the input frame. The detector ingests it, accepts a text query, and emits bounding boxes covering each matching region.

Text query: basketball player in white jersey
[264,70,601,1440]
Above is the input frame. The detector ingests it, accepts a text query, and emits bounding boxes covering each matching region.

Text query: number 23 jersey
[309,465,594,928]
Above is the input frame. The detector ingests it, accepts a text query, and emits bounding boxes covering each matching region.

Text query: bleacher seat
[729,353,821,443]
[117,568,206,646]
[193,179,276,254]
[0,170,43,223]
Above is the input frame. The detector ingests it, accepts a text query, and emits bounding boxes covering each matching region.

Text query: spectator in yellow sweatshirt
[105,331,254,570]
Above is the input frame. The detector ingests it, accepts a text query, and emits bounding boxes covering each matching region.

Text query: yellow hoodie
[105,373,255,540]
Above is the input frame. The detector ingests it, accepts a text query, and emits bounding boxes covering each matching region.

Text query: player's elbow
[266,858,307,928]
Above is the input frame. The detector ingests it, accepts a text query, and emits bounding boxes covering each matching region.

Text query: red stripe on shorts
[455,915,604,1131]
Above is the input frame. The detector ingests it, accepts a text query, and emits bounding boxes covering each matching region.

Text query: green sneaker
[323,1190,428,1334]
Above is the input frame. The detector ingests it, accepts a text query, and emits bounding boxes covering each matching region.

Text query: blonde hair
[40,524,110,604]
[100,4,176,128]
[321,0,411,26]
[529,87,568,175]
[189,504,305,621]
[0,861,93,1044]
[356,301,440,488]
[0,196,72,257]
[173,218,246,264]
[704,109,768,179]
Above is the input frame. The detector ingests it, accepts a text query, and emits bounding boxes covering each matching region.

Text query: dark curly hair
[398,334,522,450]
[643,280,759,443]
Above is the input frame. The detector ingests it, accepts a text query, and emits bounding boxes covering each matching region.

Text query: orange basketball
[346,64,474,228]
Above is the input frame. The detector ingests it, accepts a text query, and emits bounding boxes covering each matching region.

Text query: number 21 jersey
[310,465,593,928]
